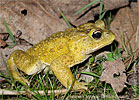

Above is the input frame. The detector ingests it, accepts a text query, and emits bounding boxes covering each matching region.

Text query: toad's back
[26,23,94,64]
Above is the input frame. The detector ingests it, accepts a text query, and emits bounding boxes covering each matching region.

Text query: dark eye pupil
[92,31,102,39]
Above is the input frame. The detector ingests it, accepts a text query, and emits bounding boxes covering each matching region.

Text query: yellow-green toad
[7,20,115,90]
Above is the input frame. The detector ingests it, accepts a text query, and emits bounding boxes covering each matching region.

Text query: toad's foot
[72,81,88,90]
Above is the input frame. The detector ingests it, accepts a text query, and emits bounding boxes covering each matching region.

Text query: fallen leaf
[0,0,68,44]
[111,2,138,52]
[0,33,9,47]
[0,33,9,40]
[127,72,139,86]
[0,40,7,47]
[100,59,127,92]
[0,50,8,77]
[110,2,138,73]
[49,0,128,25]
[0,0,129,44]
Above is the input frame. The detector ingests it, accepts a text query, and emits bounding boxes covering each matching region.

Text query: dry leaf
[0,39,7,47]
[0,0,67,44]
[0,0,129,44]
[0,50,8,77]
[0,33,9,40]
[128,72,139,86]
[100,59,127,92]
[49,0,128,25]
[0,33,9,47]
[111,2,138,52]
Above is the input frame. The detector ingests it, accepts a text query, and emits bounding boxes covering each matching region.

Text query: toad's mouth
[86,39,115,55]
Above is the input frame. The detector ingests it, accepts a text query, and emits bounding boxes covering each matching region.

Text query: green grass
[1,48,138,99]
[1,1,138,100]
[73,0,100,16]
[59,10,72,28]
[132,85,139,98]
[3,18,16,48]
[73,0,106,20]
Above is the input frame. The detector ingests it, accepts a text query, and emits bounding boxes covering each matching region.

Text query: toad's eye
[91,30,102,39]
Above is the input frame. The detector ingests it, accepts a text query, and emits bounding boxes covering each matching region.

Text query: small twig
[0,89,82,96]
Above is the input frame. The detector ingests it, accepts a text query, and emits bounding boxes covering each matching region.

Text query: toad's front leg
[50,53,88,90]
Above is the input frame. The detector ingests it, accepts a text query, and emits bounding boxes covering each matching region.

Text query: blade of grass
[62,81,73,100]
[80,71,100,78]
[129,42,133,55]
[107,12,112,29]
[132,85,139,97]
[62,76,77,100]
[48,77,54,100]
[39,75,48,100]
[126,55,134,71]
[103,82,107,100]
[3,18,16,46]
[122,33,129,55]
[73,0,100,15]
[99,11,107,20]
[99,0,107,20]
[1,52,23,98]
[59,10,72,28]
[26,85,45,99]
[0,72,9,79]
[1,52,14,86]
[99,0,103,19]
[89,79,100,95]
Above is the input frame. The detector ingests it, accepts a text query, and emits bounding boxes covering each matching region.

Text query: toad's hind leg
[7,50,45,85]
